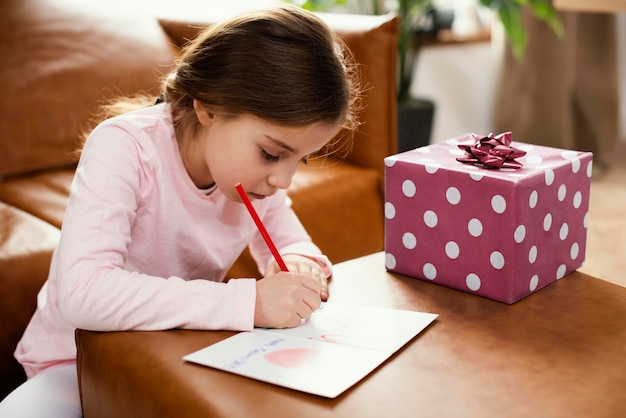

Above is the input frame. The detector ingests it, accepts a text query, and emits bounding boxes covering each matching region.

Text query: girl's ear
[193,99,215,126]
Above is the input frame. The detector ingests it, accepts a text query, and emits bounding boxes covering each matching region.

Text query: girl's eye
[260,148,309,165]
[261,149,279,162]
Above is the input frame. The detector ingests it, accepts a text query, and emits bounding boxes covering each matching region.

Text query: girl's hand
[254,271,322,328]
[265,254,328,301]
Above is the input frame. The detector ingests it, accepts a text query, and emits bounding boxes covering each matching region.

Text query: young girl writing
[0,5,361,417]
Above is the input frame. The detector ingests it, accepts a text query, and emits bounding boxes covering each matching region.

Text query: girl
[0,5,360,417]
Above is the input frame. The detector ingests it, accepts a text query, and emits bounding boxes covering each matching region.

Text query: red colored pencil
[235,183,289,272]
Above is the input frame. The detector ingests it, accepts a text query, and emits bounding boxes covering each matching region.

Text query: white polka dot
[402,180,416,197]
[557,184,567,202]
[529,274,539,291]
[469,172,484,181]
[543,213,553,231]
[490,251,505,269]
[468,218,483,237]
[449,148,465,156]
[423,210,438,228]
[466,273,481,291]
[545,169,555,186]
[571,158,581,173]
[385,158,397,167]
[514,225,526,243]
[526,155,543,165]
[446,187,461,205]
[402,232,417,249]
[529,190,538,209]
[559,223,569,240]
[583,212,589,228]
[425,163,441,174]
[586,161,593,178]
[385,253,397,269]
[570,242,580,260]
[423,263,437,280]
[416,147,431,154]
[528,246,538,264]
[491,195,507,214]
[573,191,582,209]
[519,144,535,152]
[384,202,396,219]
[556,264,567,279]
[561,150,578,160]
[445,241,460,259]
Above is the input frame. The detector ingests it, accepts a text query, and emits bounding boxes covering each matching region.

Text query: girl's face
[186,100,342,202]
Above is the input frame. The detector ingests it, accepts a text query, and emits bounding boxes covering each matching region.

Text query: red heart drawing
[264,348,319,368]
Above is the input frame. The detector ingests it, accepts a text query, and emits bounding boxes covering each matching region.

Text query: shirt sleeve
[55,123,256,332]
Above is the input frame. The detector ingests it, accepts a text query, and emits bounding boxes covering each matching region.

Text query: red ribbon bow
[456,132,526,169]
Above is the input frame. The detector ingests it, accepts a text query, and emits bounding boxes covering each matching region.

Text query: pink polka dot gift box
[384,132,593,304]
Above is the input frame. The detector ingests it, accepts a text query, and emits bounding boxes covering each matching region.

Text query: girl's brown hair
[88,5,361,156]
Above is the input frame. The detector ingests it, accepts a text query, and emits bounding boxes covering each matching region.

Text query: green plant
[294,0,348,10]
[487,0,564,58]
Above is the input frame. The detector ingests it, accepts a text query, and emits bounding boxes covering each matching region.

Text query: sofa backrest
[0,0,178,178]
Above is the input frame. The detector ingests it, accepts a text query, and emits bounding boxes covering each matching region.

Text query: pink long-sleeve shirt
[15,104,331,378]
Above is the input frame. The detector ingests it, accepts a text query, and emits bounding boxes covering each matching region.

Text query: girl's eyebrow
[267,136,297,154]
[267,135,322,157]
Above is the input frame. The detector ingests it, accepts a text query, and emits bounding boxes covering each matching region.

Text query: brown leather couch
[0,0,399,404]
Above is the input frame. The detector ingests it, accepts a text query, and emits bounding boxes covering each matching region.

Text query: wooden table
[76,252,626,417]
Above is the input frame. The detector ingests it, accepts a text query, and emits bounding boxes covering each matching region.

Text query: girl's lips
[249,192,266,200]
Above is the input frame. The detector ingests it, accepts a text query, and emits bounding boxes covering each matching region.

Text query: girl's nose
[267,164,296,190]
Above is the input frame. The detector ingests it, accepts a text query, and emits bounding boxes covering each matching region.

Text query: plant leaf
[482,0,563,59]
[526,0,564,37]
[497,1,527,59]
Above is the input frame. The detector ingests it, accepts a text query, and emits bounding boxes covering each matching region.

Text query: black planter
[397,98,435,153]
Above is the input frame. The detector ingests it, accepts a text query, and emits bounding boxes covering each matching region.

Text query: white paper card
[183,302,438,398]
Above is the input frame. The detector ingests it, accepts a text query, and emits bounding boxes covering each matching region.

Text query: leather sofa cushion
[0,168,75,228]
[0,202,60,397]
[0,0,178,178]
[290,160,383,263]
